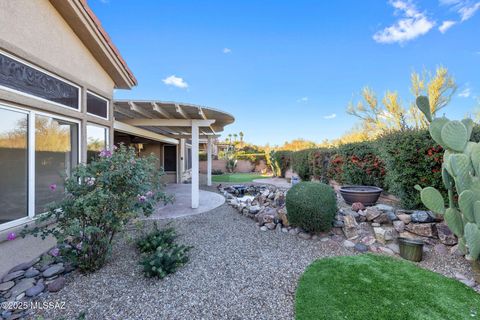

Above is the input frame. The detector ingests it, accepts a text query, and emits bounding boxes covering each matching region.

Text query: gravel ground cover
[35,188,475,320]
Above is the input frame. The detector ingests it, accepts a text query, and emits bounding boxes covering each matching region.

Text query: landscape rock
[374,204,394,212]
[397,214,412,224]
[260,226,268,231]
[42,263,65,278]
[342,213,358,240]
[351,202,365,212]
[9,278,35,297]
[436,222,457,245]
[378,246,395,255]
[373,227,387,244]
[0,281,15,292]
[360,235,376,246]
[434,243,448,255]
[411,211,436,223]
[249,205,261,215]
[277,207,288,226]
[343,240,355,248]
[354,243,369,252]
[406,223,437,238]
[25,283,44,297]
[24,268,40,278]
[366,207,382,221]
[393,220,405,233]
[298,232,311,240]
[386,243,400,254]
[47,276,66,292]
[2,270,25,282]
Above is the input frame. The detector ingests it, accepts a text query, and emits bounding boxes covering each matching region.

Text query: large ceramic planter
[398,237,424,262]
[472,259,480,284]
[339,185,383,206]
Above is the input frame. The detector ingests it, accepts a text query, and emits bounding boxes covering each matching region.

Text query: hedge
[270,127,480,209]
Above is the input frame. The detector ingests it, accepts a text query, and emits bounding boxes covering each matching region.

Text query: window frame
[86,90,110,120]
[0,102,81,231]
[0,49,81,111]
[86,122,110,154]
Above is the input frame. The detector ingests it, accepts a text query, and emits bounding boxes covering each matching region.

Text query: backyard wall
[199,159,268,173]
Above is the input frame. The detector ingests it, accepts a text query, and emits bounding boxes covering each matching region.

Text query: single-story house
[0,0,234,238]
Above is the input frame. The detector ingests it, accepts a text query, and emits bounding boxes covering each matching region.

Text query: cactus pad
[441,120,468,152]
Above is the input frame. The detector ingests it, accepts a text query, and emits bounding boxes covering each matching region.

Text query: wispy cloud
[323,113,337,119]
[162,75,188,89]
[459,87,472,98]
[439,20,457,32]
[223,48,232,54]
[373,1,435,44]
[297,97,309,102]
[458,2,480,20]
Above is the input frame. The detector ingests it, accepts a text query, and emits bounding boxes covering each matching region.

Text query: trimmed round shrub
[286,182,337,232]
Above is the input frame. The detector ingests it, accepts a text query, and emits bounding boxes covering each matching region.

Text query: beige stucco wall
[0,0,114,95]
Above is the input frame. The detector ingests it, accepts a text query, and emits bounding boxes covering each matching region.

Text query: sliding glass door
[0,104,80,228]
[0,107,28,224]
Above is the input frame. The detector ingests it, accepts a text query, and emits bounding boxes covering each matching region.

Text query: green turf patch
[295,254,480,320]
[211,173,271,183]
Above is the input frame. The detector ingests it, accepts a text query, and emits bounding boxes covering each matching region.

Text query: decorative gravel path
[35,191,475,320]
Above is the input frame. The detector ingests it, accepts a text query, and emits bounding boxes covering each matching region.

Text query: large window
[0,107,28,224]
[87,124,108,163]
[35,115,78,214]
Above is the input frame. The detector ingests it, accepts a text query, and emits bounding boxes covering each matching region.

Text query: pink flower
[85,177,95,186]
[99,149,112,158]
[49,247,60,257]
[49,183,57,191]
[138,195,147,203]
[7,232,16,241]
[146,191,154,197]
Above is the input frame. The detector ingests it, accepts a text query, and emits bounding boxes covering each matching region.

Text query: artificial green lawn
[211,173,271,183]
[295,254,480,320]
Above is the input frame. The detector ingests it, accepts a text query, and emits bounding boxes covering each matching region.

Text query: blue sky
[91,0,480,146]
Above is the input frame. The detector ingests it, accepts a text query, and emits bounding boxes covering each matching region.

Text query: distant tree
[278,139,317,151]
[239,131,244,142]
[233,133,238,142]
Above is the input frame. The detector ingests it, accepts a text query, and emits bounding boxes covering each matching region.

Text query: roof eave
[50,0,137,89]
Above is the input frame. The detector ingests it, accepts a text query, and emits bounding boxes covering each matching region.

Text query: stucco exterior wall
[0,0,114,95]
[199,159,268,173]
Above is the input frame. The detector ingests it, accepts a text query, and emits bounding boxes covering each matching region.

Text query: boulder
[265,222,276,230]
[373,213,390,224]
[42,263,64,278]
[411,211,436,223]
[393,220,405,233]
[47,276,66,292]
[397,214,412,224]
[354,243,369,252]
[351,202,365,212]
[26,283,45,297]
[373,227,394,244]
[366,207,382,221]
[374,204,394,212]
[298,232,312,240]
[343,240,355,248]
[0,281,15,292]
[9,278,35,298]
[342,213,359,240]
[360,235,376,246]
[249,205,261,215]
[406,223,437,238]
[2,270,25,283]
[277,207,288,226]
[436,222,457,245]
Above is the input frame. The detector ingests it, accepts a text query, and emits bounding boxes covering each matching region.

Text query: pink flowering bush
[25,144,169,272]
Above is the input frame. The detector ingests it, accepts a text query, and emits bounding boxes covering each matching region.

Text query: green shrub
[137,224,192,278]
[308,148,332,183]
[271,150,293,177]
[137,225,176,253]
[379,129,444,209]
[292,149,312,180]
[25,145,168,272]
[140,245,191,278]
[286,182,337,232]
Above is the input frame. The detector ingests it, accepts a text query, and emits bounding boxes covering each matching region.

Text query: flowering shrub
[25,144,169,272]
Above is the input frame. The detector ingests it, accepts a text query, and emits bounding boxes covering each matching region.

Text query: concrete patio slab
[149,184,225,219]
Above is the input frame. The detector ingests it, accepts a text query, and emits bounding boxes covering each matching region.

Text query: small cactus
[415,96,480,261]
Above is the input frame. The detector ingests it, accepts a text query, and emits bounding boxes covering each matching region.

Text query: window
[87,124,108,163]
[35,115,78,214]
[0,52,80,109]
[87,91,109,119]
[0,107,28,224]
[164,145,177,171]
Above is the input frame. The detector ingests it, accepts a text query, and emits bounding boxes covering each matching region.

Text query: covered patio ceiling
[113,100,235,138]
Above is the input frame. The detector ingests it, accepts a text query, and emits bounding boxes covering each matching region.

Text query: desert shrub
[379,129,445,209]
[25,145,168,272]
[199,152,208,161]
[286,182,337,232]
[271,150,293,177]
[328,142,385,187]
[137,225,177,253]
[212,169,223,175]
[137,224,191,279]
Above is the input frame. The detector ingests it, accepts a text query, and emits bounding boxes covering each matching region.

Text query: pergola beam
[175,103,189,119]
[128,102,153,119]
[151,102,172,119]
[122,118,215,127]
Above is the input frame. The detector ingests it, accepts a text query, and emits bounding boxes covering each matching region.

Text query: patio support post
[191,121,199,208]
[207,137,212,186]
[179,138,186,182]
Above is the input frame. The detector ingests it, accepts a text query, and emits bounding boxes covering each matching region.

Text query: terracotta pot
[471,259,480,284]
[339,185,383,206]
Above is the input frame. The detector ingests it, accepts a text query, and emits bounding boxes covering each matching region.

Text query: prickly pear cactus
[415,96,480,261]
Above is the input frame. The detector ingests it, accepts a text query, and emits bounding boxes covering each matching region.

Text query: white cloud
[439,20,457,32]
[459,2,480,20]
[323,113,337,119]
[223,48,232,54]
[162,75,188,89]
[373,1,435,44]
[459,87,472,97]
[298,97,309,102]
